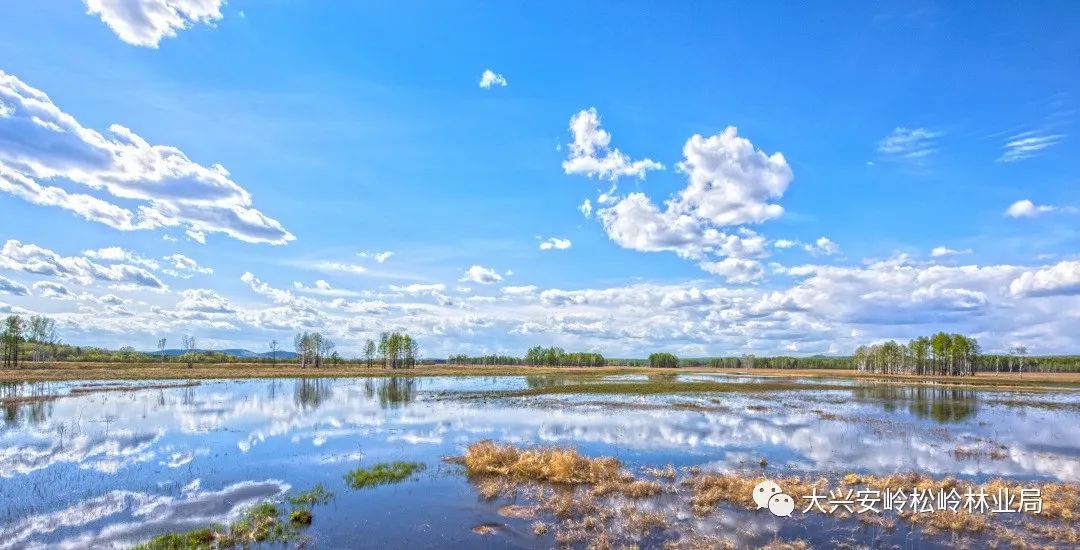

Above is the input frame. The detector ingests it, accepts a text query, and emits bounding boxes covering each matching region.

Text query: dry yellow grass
[464,441,627,485]
[841,473,1079,521]
[687,473,826,515]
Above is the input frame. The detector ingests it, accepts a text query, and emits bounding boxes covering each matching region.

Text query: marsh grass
[288,483,333,506]
[461,442,1080,548]
[134,502,291,549]
[345,461,426,489]
[133,485,332,549]
[687,473,826,516]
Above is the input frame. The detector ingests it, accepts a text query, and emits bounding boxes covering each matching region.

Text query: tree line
[2,315,60,368]
[854,333,980,376]
[524,346,606,367]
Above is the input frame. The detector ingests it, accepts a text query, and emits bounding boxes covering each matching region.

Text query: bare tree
[158,338,167,365]
[269,339,279,366]
[182,335,197,369]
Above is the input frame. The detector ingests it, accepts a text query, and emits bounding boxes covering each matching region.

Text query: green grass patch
[133,485,332,549]
[345,461,426,489]
[287,483,333,506]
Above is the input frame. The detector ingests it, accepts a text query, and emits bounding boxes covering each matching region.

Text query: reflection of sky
[0,376,1077,547]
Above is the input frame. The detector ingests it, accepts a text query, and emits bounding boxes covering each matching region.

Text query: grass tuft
[345,461,426,489]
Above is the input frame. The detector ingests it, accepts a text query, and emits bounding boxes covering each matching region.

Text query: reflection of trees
[362,377,418,409]
[294,378,334,410]
[2,382,54,426]
[853,384,977,423]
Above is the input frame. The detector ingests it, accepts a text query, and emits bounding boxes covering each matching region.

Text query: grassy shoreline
[0,362,1077,390]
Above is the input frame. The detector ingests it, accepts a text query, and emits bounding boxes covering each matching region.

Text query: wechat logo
[753,479,794,517]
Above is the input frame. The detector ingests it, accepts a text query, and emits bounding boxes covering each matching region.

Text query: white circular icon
[752,479,783,509]
[768,492,795,517]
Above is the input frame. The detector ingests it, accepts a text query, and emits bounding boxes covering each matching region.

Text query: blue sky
[0,1,1077,357]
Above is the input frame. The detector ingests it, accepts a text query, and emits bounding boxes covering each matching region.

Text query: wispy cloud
[997,130,1064,162]
[876,127,941,163]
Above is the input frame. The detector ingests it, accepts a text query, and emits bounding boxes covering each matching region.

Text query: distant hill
[143,348,299,359]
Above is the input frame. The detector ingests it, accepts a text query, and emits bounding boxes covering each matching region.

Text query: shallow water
[0,374,1077,548]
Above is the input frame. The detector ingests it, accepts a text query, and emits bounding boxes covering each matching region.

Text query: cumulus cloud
[176,288,235,313]
[1009,261,1080,297]
[83,0,226,48]
[0,275,28,296]
[459,265,503,285]
[478,69,508,88]
[592,126,790,274]
[84,246,160,270]
[539,237,572,251]
[0,240,166,290]
[562,108,662,181]
[997,131,1064,162]
[0,70,293,245]
[1005,199,1075,218]
[876,127,941,162]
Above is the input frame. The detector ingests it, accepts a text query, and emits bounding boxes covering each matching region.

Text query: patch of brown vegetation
[642,464,677,481]
[497,504,537,520]
[531,521,548,536]
[471,523,499,535]
[687,473,826,515]
[760,540,810,550]
[663,535,737,550]
[619,506,668,535]
[465,441,625,485]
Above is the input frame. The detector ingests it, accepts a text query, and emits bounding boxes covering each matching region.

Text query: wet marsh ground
[0,371,1077,548]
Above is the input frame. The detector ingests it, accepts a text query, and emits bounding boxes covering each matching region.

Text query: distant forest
[3,314,1079,373]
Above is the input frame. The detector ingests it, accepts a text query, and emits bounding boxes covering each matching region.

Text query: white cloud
[931,246,972,258]
[0,275,29,296]
[0,70,294,245]
[83,0,226,48]
[0,239,166,290]
[562,108,662,181]
[1009,261,1080,297]
[1005,199,1075,218]
[459,265,502,285]
[32,280,76,299]
[803,237,839,256]
[478,69,508,89]
[389,283,446,294]
[877,127,940,162]
[162,253,213,277]
[698,258,765,284]
[176,288,235,313]
[593,126,790,272]
[578,198,592,219]
[539,237,572,251]
[313,261,367,275]
[358,250,394,263]
[772,239,798,249]
[501,285,537,296]
[997,131,1064,162]
[83,246,160,270]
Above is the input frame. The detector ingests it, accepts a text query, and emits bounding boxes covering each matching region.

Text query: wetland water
[0,373,1077,548]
